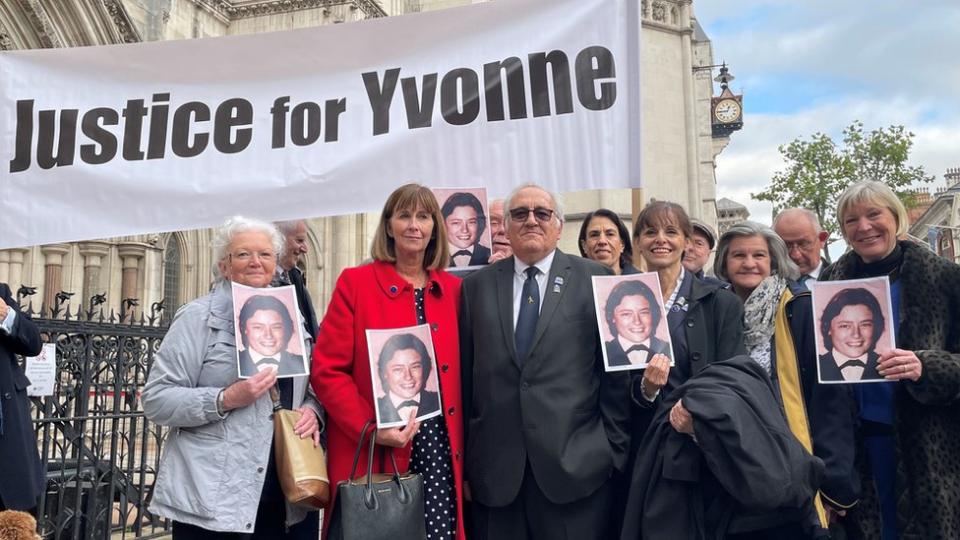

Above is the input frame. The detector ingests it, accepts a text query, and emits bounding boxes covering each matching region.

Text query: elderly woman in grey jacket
[143,216,322,539]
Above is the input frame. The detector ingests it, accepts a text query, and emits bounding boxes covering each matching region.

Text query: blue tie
[515,267,540,362]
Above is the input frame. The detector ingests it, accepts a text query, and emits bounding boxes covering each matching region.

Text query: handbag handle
[348,420,412,509]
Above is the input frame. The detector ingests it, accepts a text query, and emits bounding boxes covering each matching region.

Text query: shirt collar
[389,391,421,408]
[833,351,868,367]
[514,249,557,279]
[809,261,824,279]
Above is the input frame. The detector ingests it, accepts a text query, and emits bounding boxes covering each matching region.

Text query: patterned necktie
[515,267,540,362]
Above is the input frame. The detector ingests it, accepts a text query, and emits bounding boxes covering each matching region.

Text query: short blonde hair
[370,183,449,270]
[836,181,910,241]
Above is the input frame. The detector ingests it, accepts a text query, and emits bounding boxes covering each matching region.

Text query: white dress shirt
[512,250,556,328]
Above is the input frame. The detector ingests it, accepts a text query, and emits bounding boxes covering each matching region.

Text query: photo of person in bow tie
[594,275,674,372]
[235,287,308,378]
[368,327,443,428]
[436,189,493,268]
[814,280,894,383]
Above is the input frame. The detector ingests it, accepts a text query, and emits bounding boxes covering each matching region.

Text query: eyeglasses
[509,207,556,223]
[784,240,815,252]
[230,250,276,263]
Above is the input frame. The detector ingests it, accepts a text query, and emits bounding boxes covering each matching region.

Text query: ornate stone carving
[189,0,386,21]
[0,21,13,50]
[23,0,64,48]
[652,1,667,23]
[641,0,648,19]
[671,6,678,25]
[102,0,143,43]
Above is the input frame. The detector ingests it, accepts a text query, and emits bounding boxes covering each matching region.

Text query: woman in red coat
[312,183,465,540]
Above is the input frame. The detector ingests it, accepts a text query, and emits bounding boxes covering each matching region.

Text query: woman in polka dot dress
[312,183,466,540]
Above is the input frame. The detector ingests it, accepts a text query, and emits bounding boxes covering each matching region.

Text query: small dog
[0,510,41,540]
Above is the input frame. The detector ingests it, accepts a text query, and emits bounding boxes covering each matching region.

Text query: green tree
[753,121,933,262]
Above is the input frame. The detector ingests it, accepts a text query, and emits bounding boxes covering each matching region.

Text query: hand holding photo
[232,282,308,379]
[432,187,493,269]
[366,324,443,429]
[593,273,675,372]
[811,277,896,384]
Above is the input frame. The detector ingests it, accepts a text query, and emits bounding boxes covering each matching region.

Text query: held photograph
[431,187,493,270]
[231,282,308,378]
[811,277,896,384]
[366,324,443,428]
[592,272,675,372]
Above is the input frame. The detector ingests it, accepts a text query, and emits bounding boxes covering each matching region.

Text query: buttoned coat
[311,260,465,540]
[0,283,43,511]
[459,250,631,507]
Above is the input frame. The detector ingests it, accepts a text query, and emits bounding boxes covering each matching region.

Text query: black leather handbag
[327,420,426,540]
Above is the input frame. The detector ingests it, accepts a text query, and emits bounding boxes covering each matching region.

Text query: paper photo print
[232,282,308,378]
[366,324,443,429]
[593,273,675,372]
[432,187,493,269]
[811,277,896,384]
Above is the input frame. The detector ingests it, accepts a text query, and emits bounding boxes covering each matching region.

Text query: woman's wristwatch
[216,388,227,417]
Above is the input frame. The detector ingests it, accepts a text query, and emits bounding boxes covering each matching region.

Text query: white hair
[211,216,283,280]
[504,183,565,223]
[773,207,823,234]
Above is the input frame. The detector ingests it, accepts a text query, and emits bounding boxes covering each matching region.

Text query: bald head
[773,208,828,276]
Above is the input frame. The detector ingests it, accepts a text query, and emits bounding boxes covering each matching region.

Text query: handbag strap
[347,420,404,485]
[269,385,282,414]
[348,420,375,481]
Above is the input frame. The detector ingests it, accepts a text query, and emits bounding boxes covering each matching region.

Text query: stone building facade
[0,0,734,319]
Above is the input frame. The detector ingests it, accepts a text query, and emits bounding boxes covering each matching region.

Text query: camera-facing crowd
[2,180,958,540]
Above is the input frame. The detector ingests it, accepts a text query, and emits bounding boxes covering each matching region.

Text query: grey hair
[713,221,801,282]
[274,219,306,236]
[773,207,823,234]
[504,183,565,223]
[211,216,283,280]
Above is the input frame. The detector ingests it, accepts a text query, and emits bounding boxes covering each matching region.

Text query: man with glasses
[274,220,318,341]
[774,208,831,286]
[459,183,630,540]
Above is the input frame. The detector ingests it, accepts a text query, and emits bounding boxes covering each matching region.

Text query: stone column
[78,241,111,311]
[41,244,71,317]
[0,251,9,283]
[5,248,30,294]
[118,243,147,320]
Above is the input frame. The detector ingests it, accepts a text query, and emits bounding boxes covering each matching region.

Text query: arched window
[162,235,182,322]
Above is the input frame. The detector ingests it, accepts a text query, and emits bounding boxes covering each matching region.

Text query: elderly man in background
[773,208,830,285]
[683,218,727,288]
[487,199,513,263]
[460,183,630,540]
[275,220,318,341]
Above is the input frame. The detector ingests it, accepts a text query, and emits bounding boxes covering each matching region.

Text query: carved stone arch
[299,219,326,304]
[160,231,188,320]
[0,0,139,52]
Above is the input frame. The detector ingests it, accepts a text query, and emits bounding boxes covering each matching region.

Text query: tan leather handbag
[272,389,330,509]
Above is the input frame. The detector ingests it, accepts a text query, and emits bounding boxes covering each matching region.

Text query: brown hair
[370,183,449,270]
[632,201,694,240]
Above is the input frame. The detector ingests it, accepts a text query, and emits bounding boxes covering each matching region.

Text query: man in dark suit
[603,280,672,368]
[442,192,492,267]
[460,184,630,540]
[237,295,306,377]
[374,333,442,424]
[0,282,43,513]
[818,287,885,382]
[275,220,319,341]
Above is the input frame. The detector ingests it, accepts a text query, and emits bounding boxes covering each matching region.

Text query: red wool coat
[311,260,465,540]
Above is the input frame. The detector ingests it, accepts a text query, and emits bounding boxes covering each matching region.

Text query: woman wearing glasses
[143,216,322,539]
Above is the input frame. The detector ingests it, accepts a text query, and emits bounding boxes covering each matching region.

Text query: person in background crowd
[0,282,43,515]
[821,180,960,540]
[578,208,639,275]
[488,199,513,263]
[682,218,714,274]
[773,208,830,286]
[275,220,319,341]
[442,192,490,268]
[460,184,630,540]
[312,183,465,540]
[143,216,322,539]
[617,201,745,533]
[713,221,858,538]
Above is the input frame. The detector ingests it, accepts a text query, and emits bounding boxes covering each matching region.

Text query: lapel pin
[554,276,564,286]
[553,284,562,293]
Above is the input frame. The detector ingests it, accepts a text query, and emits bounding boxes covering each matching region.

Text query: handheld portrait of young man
[432,187,493,269]
[811,277,896,383]
[366,324,443,428]
[231,282,308,378]
[592,273,675,372]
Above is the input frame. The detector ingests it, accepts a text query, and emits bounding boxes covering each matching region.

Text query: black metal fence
[20,290,172,540]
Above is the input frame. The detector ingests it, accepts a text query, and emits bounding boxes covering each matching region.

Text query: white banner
[0,0,641,249]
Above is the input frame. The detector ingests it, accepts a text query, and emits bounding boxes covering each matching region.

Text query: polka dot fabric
[409,288,457,540]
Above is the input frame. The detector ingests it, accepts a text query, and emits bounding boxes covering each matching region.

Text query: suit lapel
[497,258,521,369]
[525,251,572,371]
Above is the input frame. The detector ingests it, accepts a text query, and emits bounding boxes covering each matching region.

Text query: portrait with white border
[366,324,443,429]
[593,272,674,372]
[232,282,308,378]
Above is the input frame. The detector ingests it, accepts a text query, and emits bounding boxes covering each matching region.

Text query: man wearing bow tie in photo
[237,295,307,378]
[603,280,672,368]
[375,333,441,424]
[443,192,492,268]
[818,287,885,382]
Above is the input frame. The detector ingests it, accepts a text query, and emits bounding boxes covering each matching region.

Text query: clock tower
[711,64,744,137]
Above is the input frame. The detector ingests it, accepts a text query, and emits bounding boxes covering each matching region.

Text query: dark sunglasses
[509,207,556,223]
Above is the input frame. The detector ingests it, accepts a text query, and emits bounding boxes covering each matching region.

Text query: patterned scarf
[743,275,788,375]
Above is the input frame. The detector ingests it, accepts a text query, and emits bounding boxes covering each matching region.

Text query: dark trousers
[172,499,320,540]
[469,464,612,540]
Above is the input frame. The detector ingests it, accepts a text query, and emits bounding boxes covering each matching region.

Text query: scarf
[743,275,788,374]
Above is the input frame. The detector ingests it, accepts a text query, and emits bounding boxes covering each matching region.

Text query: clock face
[714,99,741,123]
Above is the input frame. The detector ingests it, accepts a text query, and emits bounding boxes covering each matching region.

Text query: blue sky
[692,1,960,231]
